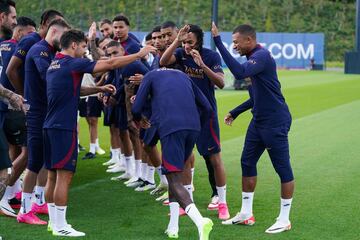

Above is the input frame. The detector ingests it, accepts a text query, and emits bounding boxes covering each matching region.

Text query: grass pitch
[1,70,360,239]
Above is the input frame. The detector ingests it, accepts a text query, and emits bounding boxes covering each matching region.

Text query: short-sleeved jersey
[44,53,96,131]
[174,47,223,111]
[0,39,17,111]
[0,39,17,91]
[24,40,56,125]
[13,32,42,81]
[121,36,141,55]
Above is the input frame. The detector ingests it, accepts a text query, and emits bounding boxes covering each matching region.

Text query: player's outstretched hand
[129,74,144,85]
[176,25,190,43]
[211,22,219,37]
[138,45,157,58]
[101,84,116,94]
[190,49,205,67]
[88,22,97,40]
[224,113,234,126]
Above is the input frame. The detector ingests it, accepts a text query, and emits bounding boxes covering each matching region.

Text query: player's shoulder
[18,32,40,45]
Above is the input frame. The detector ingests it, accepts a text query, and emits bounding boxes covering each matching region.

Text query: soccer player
[43,28,155,237]
[16,19,70,225]
[0,16,37,217]
[132,68,214,240]
[99,19,113,39]
[160,21,219,209]
[3,10,64,215]
[211,23,294,233]
[160,24,230,220]
[0,0,16,41]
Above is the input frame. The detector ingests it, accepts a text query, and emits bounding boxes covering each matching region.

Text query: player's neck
[120,34,128,43]
[61,49,75,58]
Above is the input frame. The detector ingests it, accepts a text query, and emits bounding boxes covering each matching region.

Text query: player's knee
[241,163,257,177]
[275,165,294,183]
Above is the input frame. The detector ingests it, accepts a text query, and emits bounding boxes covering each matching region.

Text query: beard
[0,26,13,40]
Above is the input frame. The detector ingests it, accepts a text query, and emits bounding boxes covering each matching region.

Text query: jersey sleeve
[13,38,35,62]
[132,72,153,121]
[32,50,52,80]
[70,58,97,74]
[209,51,224,74]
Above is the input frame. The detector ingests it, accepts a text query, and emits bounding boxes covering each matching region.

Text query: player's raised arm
[160,25,190,66]
[93,45,156,73]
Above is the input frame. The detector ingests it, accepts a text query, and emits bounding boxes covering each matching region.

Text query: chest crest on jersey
[184,65,204,79]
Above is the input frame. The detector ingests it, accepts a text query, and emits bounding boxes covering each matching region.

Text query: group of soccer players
[0,0,295,239]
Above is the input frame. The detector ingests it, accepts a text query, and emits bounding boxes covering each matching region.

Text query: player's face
[74,41,88,58]
[161,27,177,48]
[182,32,198,55]
[152,31,165,51]
[106,45,124,58]
[100,23,113,38]
[1,6,17,31]
[113,21,129,40]
[232,32,252,56]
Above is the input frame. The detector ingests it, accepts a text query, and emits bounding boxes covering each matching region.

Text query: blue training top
[132,68,213,138]
[214,35,291,127]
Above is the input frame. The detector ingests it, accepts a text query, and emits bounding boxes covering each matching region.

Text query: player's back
[0,39,17,91]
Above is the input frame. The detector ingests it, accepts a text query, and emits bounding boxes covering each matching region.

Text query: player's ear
[71,41,77,50]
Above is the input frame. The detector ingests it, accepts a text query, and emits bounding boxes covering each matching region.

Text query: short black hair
[100,19,112,27]
[161,21,177,29]
[0,0,15,14]
[60,29,86,49]
[47,18,70,29]
[112,15,130,26]
[40,9,64,25]
[233,24,256,39]
[152,25,161,33]
[106,40,121,48]
[145,32,152,41]
[188,24,204,51]
[16,16,36,29]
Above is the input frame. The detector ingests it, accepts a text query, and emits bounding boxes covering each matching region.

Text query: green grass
[1,70,360,239]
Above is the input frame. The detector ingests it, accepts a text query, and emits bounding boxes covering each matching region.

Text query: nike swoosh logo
[12,131,21,135]
[208,146,215,151]
[231,220,243,225]
[283,204,290,207]
[268,227,284,231]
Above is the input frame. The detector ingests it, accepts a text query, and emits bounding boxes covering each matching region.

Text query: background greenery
[14,0,357,62]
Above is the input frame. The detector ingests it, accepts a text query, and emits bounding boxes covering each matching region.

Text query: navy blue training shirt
[214,35,291,127]
[44,53,96,131]
[132,68,212,138]
[174,47,223,112]
[24,40,56,127]
[0,39,17,111]
[13,32,42,82]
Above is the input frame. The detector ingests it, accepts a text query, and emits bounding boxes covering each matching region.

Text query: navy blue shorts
[0,112,11,170]
[44,129,78,172]
[161,130,199,175]
[116,105,128,131]
[196,113,221,157]
[103,106,118,126]
[241,120,293,183]
[79,96,102,118]
[142,124,160,147]
[3,110,27,146]
[27,127,45,173]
